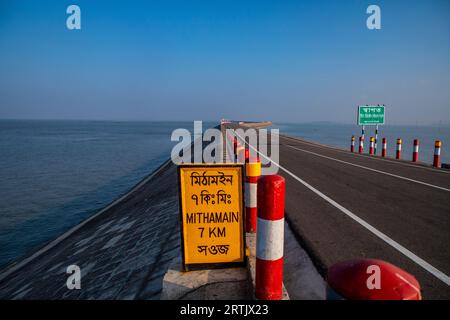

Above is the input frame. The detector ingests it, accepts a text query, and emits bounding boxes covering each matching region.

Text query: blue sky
[0,0,449,124]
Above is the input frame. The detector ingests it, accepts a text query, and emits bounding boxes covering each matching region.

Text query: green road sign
[358,105,385,125]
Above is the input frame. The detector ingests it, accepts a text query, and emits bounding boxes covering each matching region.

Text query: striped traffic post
[227,133,235,162]
[381,138,387,157]
[369,137,375,155]
[256,175,285,300]
[412,139,419,162]
[245,148,250,162]
[350,136,355,152]
[396,138,402,160]
[433,140,442,168]
[245,156,261,233]
[358,136,364,154]
[374,124,379,155]
[233,137,238,162]
[237,142,245,163]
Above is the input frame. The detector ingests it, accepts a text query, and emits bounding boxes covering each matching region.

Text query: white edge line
[233,131,450,287]
[286,145,450,192]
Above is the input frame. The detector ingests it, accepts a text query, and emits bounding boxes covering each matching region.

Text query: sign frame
[177,163,246,271]
[357,105,386,126]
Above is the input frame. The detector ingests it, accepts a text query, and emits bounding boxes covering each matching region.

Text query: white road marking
[233,131,450,287]
[286,145,450,192]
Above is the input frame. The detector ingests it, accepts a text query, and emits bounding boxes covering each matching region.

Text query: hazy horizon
[1,117,450,127]
[1,0,449,125]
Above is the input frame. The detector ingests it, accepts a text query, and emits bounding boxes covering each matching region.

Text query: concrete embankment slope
[0,159,181,299]
[275,135,450,299]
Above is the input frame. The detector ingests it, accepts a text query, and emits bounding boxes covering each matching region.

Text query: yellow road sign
[178,164,245,270]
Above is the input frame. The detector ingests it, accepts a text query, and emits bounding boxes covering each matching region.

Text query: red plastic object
[327,259,421,300]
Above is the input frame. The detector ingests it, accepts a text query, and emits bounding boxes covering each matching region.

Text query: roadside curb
[160,255,250,300]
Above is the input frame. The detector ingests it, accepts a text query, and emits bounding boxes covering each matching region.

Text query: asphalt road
[227,121,450,300]
[277,135,450,299]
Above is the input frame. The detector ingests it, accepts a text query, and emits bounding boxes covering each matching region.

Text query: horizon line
[1,118,450,127]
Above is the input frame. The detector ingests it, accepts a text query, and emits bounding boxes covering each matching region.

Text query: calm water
[276,123,450,165]
[1,120,448,269]
[0,120,214,268]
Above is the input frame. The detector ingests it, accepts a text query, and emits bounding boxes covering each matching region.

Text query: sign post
[357,105,385,126]
[357,105,385,154]
[178,164,246,271]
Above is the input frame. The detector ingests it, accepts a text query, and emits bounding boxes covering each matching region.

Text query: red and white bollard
[236,143,245,163]
[381,138,387,157]
[369,137,375,155]
[350,136,355,152]
[327,259,422,300]
[256,175,285,300]
[433,140,442,168]
[396,138,402,160]
[358,136,364,154]
[412,139,419,162]
[245,156,261,233]
[227,133,235,162]
[233,137,238,162]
